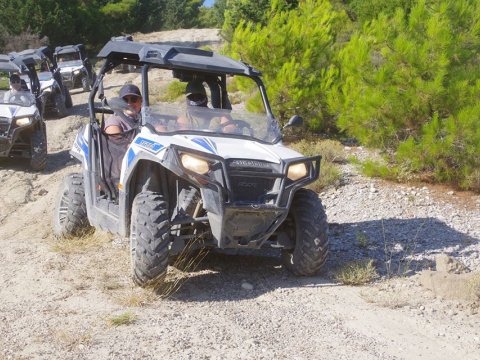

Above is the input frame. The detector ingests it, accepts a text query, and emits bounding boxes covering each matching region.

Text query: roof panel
[97,41,261,76]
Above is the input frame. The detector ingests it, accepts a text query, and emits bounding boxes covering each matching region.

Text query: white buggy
[53,40,328,287]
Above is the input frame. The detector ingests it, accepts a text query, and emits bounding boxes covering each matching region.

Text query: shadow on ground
[327,217,478,276]
[161,217,477,302]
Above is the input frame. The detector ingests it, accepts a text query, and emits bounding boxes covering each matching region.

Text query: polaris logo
[230,160,270,168]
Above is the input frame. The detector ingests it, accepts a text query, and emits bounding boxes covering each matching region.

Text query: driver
[3,74,29,103]
[104,84,142,139]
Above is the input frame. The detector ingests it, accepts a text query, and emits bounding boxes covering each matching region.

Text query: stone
[435,255,470,274]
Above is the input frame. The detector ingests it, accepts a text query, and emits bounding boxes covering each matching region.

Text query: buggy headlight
[73,70,81,75]
[15,117,32,127]
[181,154,209,175]
[287,162,308,181]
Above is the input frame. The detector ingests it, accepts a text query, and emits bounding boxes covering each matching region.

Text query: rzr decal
[134,137,164,154]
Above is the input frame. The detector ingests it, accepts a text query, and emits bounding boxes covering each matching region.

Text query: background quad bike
[0,54,47,171]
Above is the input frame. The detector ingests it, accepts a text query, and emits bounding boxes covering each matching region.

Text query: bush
[334,260,379,285]
[331,0,480,191]
[288,138,344,191]
[228,0,347,130]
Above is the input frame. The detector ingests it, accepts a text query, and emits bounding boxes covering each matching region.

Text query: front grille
[0,141,10,153]
[230,176,276,203]
[227,160,281,204]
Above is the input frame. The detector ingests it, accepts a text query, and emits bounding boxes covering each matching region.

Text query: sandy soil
[0,29,479,360]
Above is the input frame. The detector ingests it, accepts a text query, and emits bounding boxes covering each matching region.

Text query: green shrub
[331,0,480,191]
[228,0,347,130]
[158,80,186,102]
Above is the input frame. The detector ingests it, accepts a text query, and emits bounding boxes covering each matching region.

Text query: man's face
[10,79,21,91]
[123,95,142,116]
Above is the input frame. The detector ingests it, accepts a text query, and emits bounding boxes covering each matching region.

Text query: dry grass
[360,286,410,309]
[51,229,111,255]
[288,138,345,191]
[334,260,379,286]
[107,311,137,327]
[53,329,92,350]
[113,287,157,307]
[156,239,210,298]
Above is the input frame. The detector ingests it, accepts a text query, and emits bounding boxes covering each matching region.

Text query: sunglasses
[11,80,20,84]
[123,96,141,104]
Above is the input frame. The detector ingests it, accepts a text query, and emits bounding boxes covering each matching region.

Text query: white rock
[241,282,254,290]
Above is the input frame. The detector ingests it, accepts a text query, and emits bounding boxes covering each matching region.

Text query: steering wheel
[216,119,253,135]
[8,94,27,104]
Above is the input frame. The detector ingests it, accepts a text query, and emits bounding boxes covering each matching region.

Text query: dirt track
[0,29,479,360]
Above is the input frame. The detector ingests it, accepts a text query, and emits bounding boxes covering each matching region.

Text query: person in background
[3,74,30,103]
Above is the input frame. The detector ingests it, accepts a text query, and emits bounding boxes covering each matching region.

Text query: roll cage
[1,53,41,98]
[92,40,274,119]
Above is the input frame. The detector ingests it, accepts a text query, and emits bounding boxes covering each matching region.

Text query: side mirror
[283,115,304,130]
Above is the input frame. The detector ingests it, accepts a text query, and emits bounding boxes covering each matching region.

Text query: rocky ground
[0,29,479,360]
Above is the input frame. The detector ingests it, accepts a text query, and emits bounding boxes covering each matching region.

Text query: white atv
[0,54,47,171]
[53,40,328,287]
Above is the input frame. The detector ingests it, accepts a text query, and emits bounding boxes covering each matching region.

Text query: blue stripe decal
[78,136,88,158]
[134,137,164,154]
[192,137,217,154]
[127,148,135,167]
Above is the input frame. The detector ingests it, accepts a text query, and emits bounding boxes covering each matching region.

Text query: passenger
[104,84,142,138]
[177,80,235,132]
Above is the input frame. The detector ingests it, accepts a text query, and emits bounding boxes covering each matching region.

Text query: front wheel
[54,92,68,117]
[64,87,73,108]
[53,173,91,237]
[130,191,170,288]
[81,76,90,92]
[30,127,47,171]
[281,189,329,276]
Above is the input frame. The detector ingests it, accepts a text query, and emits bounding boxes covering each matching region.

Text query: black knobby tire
[30,127,47,171]
[81,76,90,92]
[130,191,170,288]
[53,173,91,237]
[54,92,68,118]
[64,87,73,108]
[281,189,329,276]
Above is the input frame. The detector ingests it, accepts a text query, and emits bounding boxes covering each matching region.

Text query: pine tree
[228,0,346,130]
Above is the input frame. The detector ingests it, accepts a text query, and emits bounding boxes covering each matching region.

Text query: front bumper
[0,118,36,158]
[165,145,321,249]
[61,72,82,89]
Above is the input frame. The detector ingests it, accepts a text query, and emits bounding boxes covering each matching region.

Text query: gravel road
[0,29,479,360]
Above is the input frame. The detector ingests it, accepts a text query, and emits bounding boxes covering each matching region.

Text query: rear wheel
[130,191,170,288]
[53,173,91,237]
[81,76,90,92]
[30,127,47,171]
[281,189,329,275]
